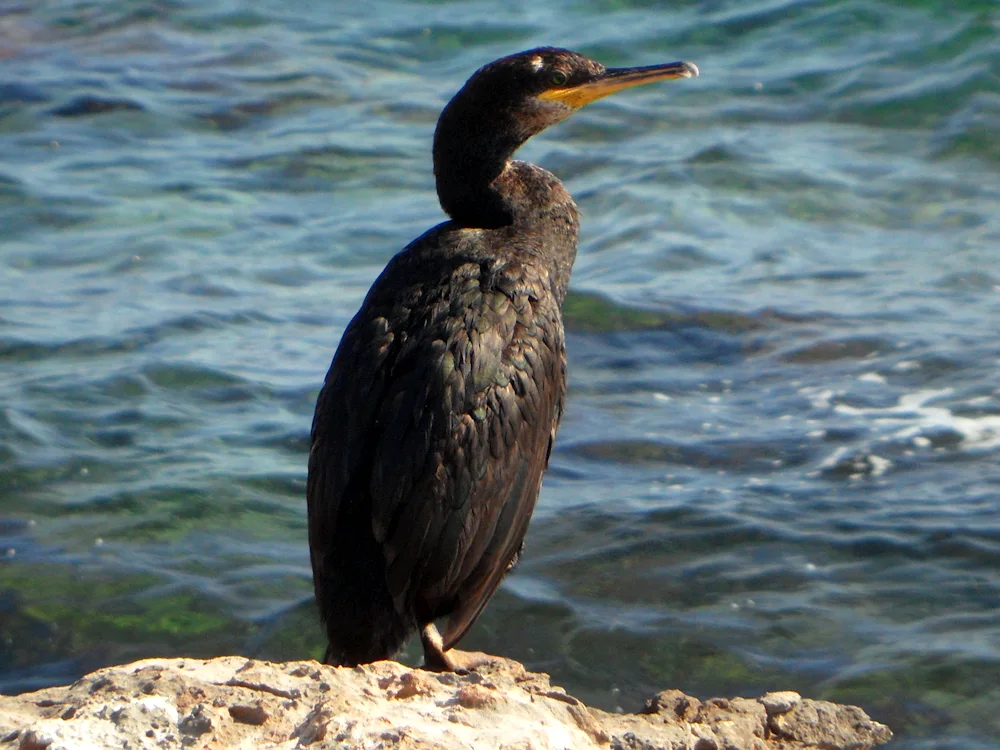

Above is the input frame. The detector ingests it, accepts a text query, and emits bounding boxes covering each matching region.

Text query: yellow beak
[538,60,699,109]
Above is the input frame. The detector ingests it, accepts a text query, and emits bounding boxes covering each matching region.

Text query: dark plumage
[308,47,698,671]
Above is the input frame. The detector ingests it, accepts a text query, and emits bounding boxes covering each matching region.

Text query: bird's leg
[419,623,454,671]
[419,623,494,673]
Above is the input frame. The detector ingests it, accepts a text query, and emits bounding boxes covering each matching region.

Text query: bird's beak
[538,60,699,109]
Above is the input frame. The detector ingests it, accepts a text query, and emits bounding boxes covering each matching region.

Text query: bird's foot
[419,623,496,673]
[437,648,496,674]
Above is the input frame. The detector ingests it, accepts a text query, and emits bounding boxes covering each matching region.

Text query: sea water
[1,2,998,747]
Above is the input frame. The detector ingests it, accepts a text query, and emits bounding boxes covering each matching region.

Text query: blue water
[1,1,999,747]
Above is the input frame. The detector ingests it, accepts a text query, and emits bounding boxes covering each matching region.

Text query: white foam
[800,386,838,409]
[834,388,1000,451]
[867,454,893,476]
[817,446,893,477]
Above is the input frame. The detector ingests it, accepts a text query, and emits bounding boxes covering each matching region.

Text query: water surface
[1,1,999,747]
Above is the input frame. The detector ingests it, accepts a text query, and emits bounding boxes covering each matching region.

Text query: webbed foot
[419,623,496,673]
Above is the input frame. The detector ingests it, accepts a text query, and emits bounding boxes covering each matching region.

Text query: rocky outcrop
[0,655,892,750]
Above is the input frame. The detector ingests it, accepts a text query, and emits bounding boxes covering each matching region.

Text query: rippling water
[2,1,998,747]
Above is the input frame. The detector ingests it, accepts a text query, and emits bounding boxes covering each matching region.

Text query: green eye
[550,71,567,86]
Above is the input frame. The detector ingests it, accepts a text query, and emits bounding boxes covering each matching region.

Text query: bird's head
[433,47,698,226]
[438,47,699,145]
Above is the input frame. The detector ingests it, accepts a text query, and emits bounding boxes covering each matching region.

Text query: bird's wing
[439,419,562,651]
[308,241,566,649]
[368,263,566,641]
[307,301,398,581]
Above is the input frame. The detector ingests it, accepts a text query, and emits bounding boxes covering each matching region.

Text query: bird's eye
[550,71,568,86]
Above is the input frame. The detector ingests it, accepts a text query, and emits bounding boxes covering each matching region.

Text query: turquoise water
[1,1,998,747]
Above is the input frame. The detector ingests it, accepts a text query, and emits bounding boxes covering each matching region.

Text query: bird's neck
[432,103,532,228]
[431,104,580,304]
[434,162,513,229]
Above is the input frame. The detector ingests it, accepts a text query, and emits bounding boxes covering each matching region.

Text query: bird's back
[308,201,575,662]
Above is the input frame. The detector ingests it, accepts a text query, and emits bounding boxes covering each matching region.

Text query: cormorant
[308,47,698,671]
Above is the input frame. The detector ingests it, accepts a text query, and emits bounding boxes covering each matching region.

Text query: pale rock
[0,655,892,750]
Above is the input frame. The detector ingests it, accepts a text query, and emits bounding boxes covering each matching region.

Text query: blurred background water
[1,0,998,747]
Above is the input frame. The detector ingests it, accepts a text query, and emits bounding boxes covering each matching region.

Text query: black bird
[308,47,698,671]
